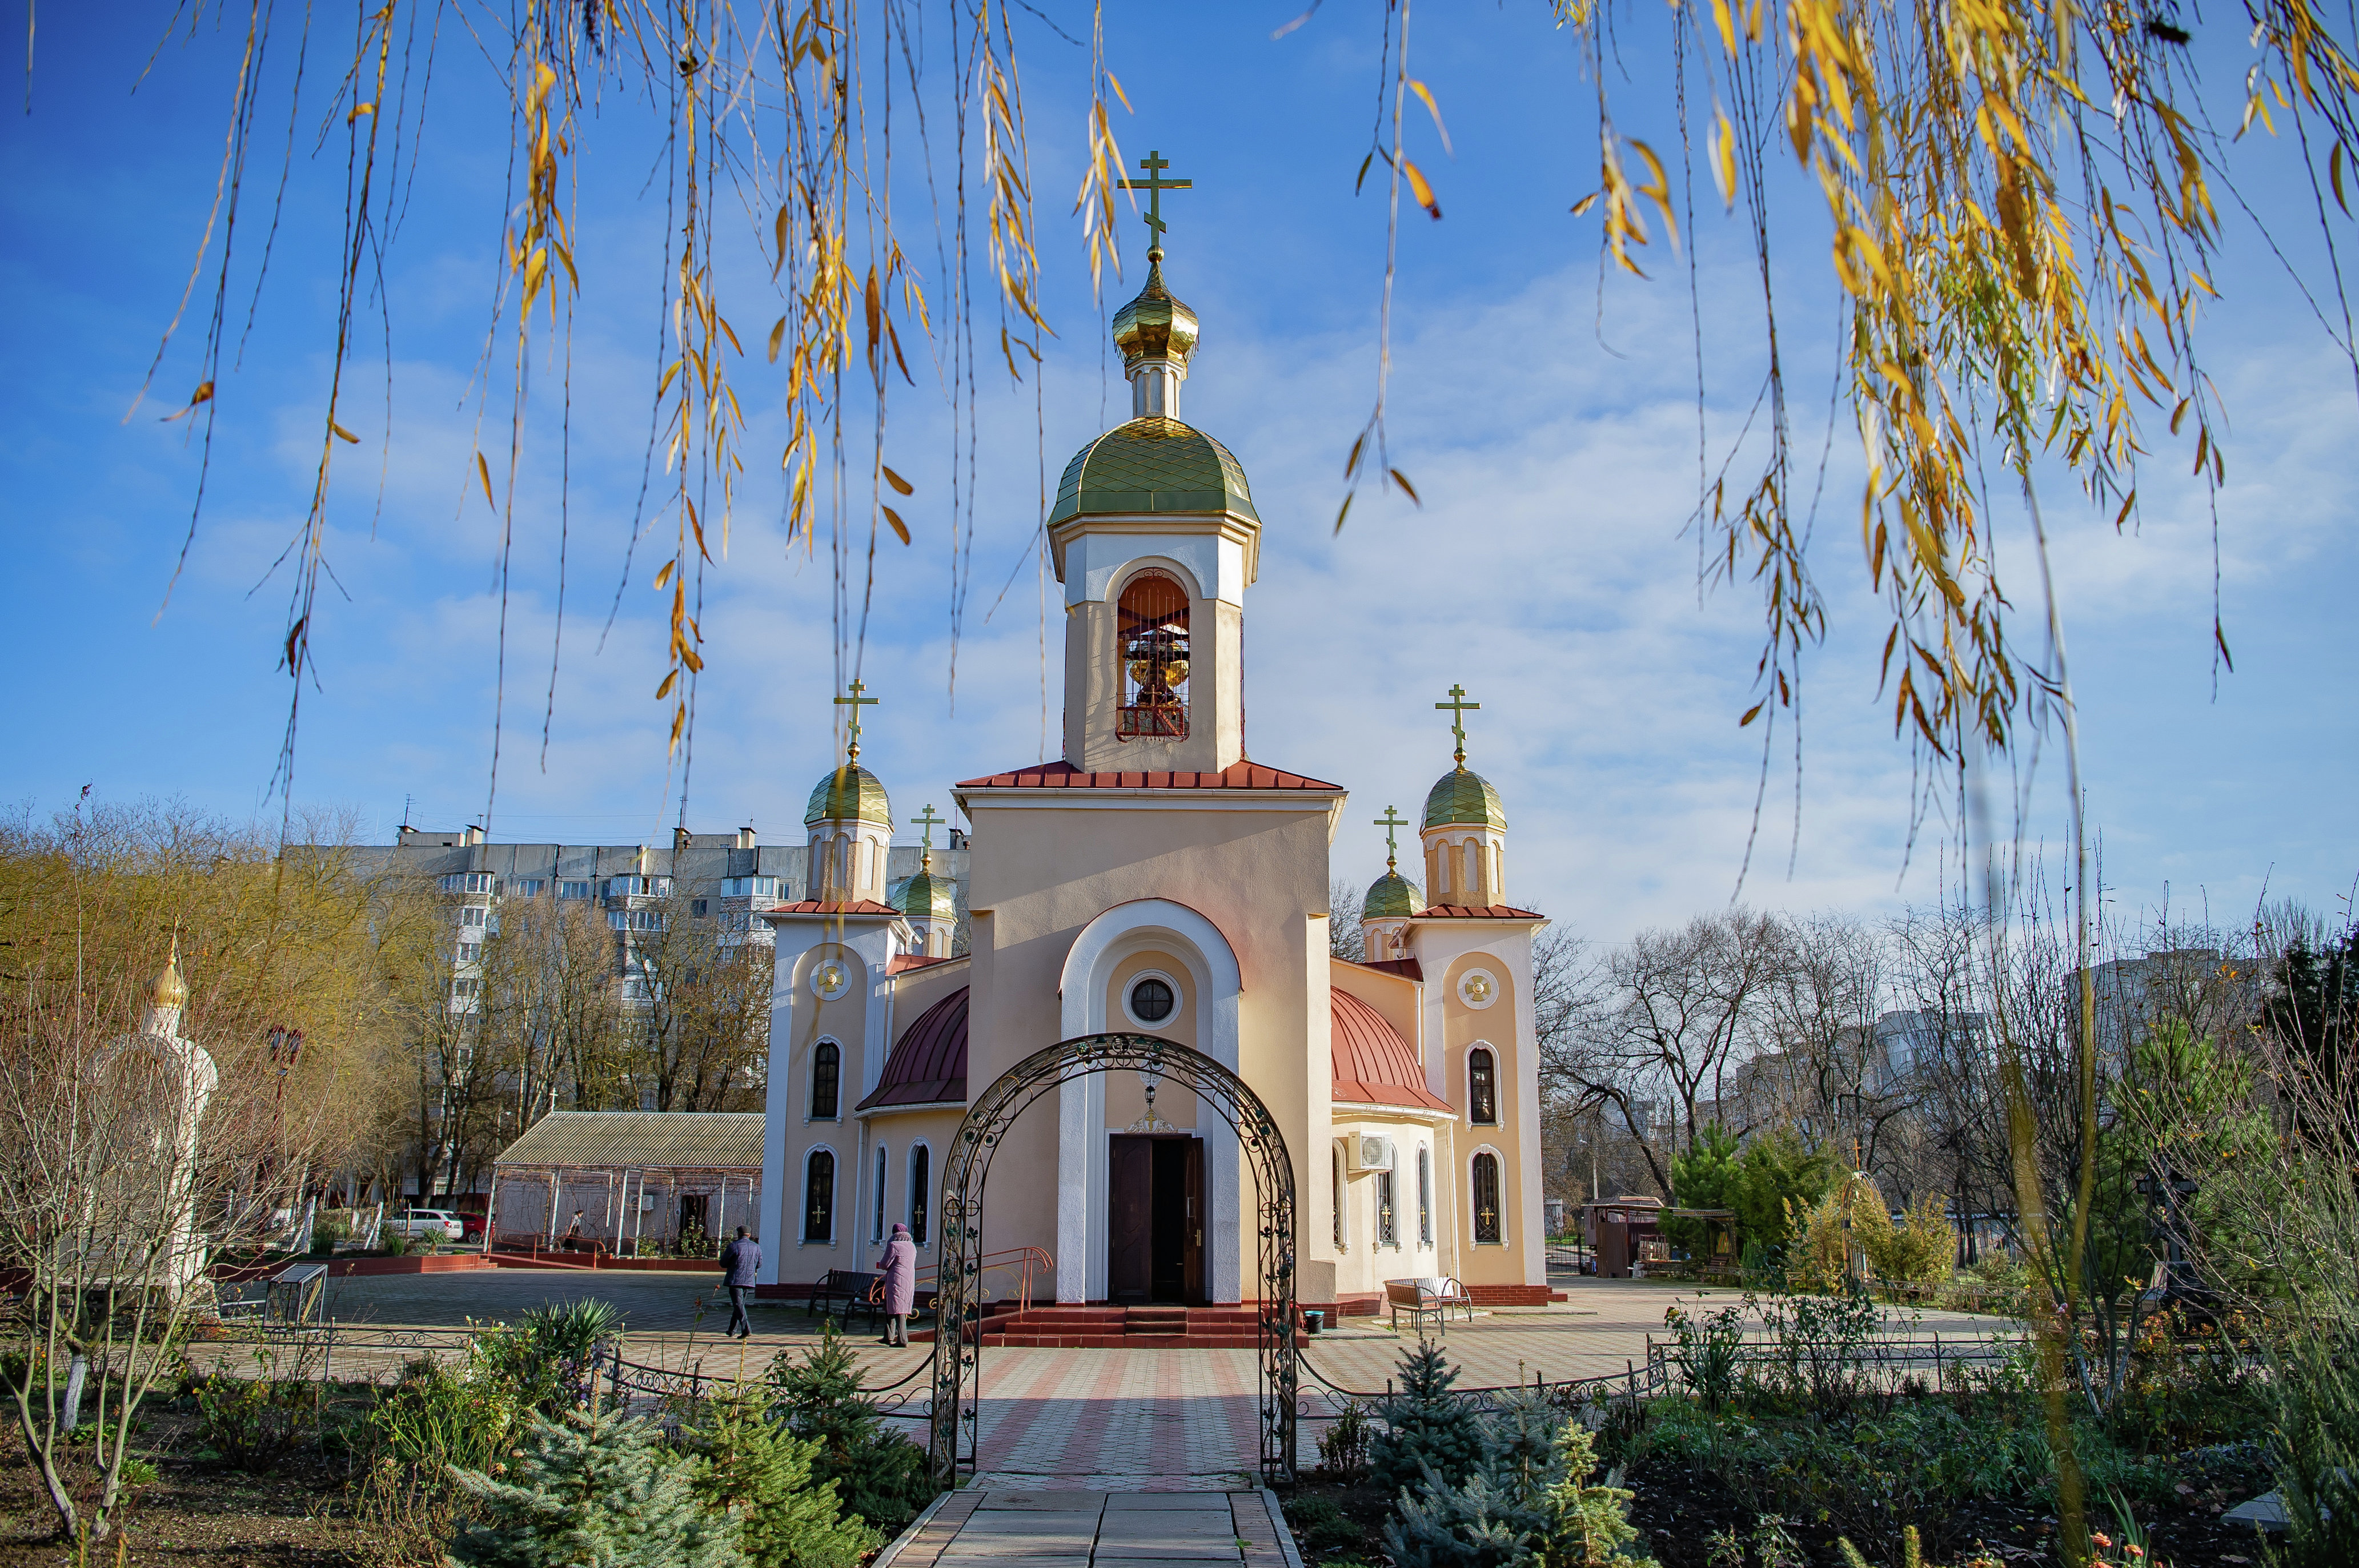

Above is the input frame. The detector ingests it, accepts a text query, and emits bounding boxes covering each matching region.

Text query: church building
[756,206,1550,1321]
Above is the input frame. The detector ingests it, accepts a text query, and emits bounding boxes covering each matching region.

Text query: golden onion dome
[1049,417,1258,526]
[897,866,957,923]
[1110,258,1199,372]
[1422,766,1507,833]
[151,943,189,1008]
[805,762,893,827]
[1362,871,1422,922]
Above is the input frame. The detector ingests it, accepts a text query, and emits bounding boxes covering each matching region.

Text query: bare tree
[629,899,773,1113]
[1329,879,1366,962]
[1549,910,1791,1193]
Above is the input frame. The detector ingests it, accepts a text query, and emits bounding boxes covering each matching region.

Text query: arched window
[1377,1169,1397,1247]
[908,1144,931,1245]
[1468,1047,1498,1125]
[803,1150,836,1243]
[1331,1144,1346,1250]
[1418,1145,1433,1247]
[872,1144,888,1243]
[811,1042,840,1120]
[1116,569,1190,740]
[1472,1152,1502,1244]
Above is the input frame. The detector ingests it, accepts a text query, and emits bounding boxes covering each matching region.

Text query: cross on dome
[1435,683,1481,767]
[910,803,945,866]
[1373,805,1409,871]
[833,678,879,758]
[1117,150,1193,261]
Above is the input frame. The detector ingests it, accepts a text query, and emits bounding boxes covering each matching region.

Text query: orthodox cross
[910,803,945,863]
[1117,150,1192,258]
[1435,684,1481,766]
[833,679,878,757]
[1373,806,1409,871]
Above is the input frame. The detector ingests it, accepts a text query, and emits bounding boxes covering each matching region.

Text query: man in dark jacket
[719,1227,761,1338]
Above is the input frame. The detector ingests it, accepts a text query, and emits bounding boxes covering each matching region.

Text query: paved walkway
[883,1490,1294,1568]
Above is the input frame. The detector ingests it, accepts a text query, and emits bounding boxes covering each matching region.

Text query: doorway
[1106,1135,1203,1305]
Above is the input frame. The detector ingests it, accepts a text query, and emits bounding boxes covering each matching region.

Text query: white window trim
[806,1036,844,1124]
[906,1139,933,1250]
[799,1143,839,1247]
[1468,1143,1510,1248]
[1417,1143,1434,1250]
[1465,1040,1505,1128]
[1121,967,1185,1030]
[1331,1140,1350,1254]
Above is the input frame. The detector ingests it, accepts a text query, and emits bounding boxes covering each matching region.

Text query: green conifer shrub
[768,1326,936,1531]
[1383,1388,1657,1568]
[1370,1340,1486,1497]
[446,1408,745,1568]
[687,1386,877,1568]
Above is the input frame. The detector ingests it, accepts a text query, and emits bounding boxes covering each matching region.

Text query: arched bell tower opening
[1116,568,1191,741]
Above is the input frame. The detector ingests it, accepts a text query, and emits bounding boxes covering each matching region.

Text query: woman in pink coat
[875,1221,918,1346]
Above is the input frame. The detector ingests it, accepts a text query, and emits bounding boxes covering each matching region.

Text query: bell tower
[1048,151,1259,774]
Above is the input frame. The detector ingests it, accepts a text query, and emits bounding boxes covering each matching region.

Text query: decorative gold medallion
[1457,967,1499,1010]
[812,960,851,1001]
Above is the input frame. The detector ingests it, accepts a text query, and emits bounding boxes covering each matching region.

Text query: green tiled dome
[1362,871,1422,921]
[805,762,892,827]
[1048,417,1258,525]
[897,867,956,922]
[1422,767,1506,832]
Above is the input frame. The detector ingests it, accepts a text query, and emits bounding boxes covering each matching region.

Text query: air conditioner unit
[1346,1133,1396,1174]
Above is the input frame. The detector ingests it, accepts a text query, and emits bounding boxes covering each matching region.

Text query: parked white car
[388,1208,464,1244]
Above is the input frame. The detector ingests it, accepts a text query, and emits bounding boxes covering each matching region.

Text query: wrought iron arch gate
[927,1033,1298,1486]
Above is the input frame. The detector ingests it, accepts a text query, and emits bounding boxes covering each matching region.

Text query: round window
[1128,975,1176,1024]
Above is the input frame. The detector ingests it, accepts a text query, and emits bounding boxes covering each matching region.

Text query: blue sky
[4,2,2353,947]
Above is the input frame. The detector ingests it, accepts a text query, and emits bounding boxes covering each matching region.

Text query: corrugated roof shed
[492,1111,765,1171]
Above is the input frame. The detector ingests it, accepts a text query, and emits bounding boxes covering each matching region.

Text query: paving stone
[973,1489,1107,1511]
[1105,1493,1242,1510]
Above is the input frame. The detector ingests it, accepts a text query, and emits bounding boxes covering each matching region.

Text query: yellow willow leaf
[1343,431,1366,480]
[655,669,678,700]
[522,247,548,305]
[653,560,674,590]
[1333,492,1354,534]
[768,316,788,364]
[1570,191,1599,216]
[476,452,495,509]
[1402,159,1443,220]
[331,420,359,444]
[161,380,215,422]
[1711,109,1738,208]
[347,102,375,124]
[881,506,911,545]
[1409,79,1454,157]
[529,59,556,115]
[1740,701,1764,727]
[881,464,914,496]
[1389,468,1421,505]
[1709,0,1739,53]
[2333,141,2351,215]
[1106,69,1133,112]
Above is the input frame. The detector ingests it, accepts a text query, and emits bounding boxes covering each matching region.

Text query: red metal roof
[856,986,969,1112]
[1414,904,1546,920]
[955,759,1343,791]
[886,954,962,975]
[1330,988,1451,1113]
[1346,956,1425,982]
[761,898,902,918]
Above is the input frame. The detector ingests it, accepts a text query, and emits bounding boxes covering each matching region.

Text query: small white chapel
[756,180,1551,1324]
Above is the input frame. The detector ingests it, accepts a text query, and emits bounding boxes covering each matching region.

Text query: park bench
[1385,1276,1473,1334]
[807,1269,885,1331]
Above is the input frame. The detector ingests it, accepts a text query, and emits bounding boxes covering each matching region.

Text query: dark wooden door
[1108,1136,1152,1303]
[1181,1137,1205,1305]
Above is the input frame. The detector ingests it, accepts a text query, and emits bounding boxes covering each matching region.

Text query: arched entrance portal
[929,1032,1298,1487]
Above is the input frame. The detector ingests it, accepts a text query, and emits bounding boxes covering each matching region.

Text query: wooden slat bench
[1385,1276,1473,1334]
[807,1269,885,1330]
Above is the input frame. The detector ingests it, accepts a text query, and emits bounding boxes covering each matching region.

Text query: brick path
[880,1490,1295,1568]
